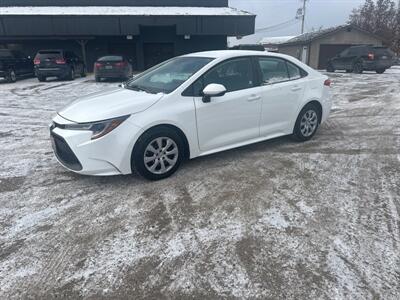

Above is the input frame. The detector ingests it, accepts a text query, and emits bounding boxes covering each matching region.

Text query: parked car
[34,50,86,82]
[0,49,34,83]
[94,55,133,82]
[50,50,332,180]
[326,45,394,74]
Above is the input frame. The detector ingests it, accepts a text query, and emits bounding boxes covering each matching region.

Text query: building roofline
[279,24,384,46]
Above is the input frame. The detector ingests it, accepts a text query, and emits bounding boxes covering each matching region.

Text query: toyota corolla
[50,50,332,180]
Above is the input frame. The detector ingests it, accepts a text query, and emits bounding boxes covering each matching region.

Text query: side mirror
[202,84,227,103]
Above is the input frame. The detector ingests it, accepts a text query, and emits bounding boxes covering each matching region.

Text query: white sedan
[50,50,332,180]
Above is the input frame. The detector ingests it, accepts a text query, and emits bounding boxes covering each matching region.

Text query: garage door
[318,44,352,69]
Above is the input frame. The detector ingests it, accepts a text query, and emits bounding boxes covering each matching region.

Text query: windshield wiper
[125,84,156,94]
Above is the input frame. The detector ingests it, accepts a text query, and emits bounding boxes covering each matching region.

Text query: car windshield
[125,56,214,94]
[98,56,123,62]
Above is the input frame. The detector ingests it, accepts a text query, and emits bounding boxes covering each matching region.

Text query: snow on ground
[0,69,400,299]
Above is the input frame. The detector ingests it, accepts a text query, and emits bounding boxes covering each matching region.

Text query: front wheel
[292,104,320,142]
[353,62,363,74]
[6,69,17,83]
[376,68,386,74]
[132,127,184,180]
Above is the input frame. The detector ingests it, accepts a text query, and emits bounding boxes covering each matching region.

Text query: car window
[257,57,289,84]
[202,57,254,93]
[374,47,392,57]
[37,51,63,60]
[98,56,123,62]
[340,49,349,57]
[286,62,302,80]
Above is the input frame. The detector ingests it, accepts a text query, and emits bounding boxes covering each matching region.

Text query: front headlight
[63,115,130,140]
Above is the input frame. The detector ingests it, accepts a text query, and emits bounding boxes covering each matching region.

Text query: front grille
[50,131,82,171]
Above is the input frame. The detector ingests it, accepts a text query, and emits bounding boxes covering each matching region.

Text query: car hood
[58,87,164,123]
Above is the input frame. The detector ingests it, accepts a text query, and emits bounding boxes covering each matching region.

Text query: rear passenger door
[255,57,306,136]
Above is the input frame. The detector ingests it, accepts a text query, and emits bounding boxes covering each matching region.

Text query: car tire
[376,68,386,74]
[6,69,17,83]
[132,127,184,181]
[67,68,75,81]
[353,62,363,74]
[326,64,335,73]
[292,103,320,142]
[345,69,352,73]
[37,76,46,82]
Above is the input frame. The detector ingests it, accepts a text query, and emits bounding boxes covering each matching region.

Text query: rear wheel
[37,75,46,82]
[67,68,75,81]
[132,127,184,180]
[353,62,363,74]
[326,63,335,73]
[376,68,386,74]
[6,69,17,83]
[292,103,320,142]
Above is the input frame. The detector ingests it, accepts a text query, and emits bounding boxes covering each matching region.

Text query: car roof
[183,50,288,59]
[38,49,64,53]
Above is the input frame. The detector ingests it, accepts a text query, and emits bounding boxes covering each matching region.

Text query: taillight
[94,62,102,68]
[34,58,40,65]
[55,59,66,64]
[324,79,332,87]
[368,53,375,60]
[115,61,127,68]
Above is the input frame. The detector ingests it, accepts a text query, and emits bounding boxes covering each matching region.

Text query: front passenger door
[193,57,262,152]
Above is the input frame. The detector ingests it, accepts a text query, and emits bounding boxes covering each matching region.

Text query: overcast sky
[229,0,365,45]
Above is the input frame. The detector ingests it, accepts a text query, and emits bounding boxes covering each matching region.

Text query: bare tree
[350,0,399,54]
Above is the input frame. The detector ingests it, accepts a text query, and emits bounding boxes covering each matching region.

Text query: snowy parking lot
[1,69,400,299]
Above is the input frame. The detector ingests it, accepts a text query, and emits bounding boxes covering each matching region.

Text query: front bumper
[50,114,143,176]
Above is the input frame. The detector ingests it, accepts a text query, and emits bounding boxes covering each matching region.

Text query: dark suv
[0,49,34,83]
[327,45,394,74]
[34,50,86,81]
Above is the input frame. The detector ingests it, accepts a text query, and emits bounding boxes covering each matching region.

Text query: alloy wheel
[300,110,318,137]
[144,137,179,175]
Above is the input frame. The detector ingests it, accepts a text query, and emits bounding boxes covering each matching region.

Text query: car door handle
[247,95,261,102]
[291,86,302,91]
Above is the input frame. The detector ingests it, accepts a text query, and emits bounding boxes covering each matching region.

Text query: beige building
[276,25,384,69]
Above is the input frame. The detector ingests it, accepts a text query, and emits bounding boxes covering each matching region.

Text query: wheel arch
[131,123,191,163]
[299,100,323,124]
